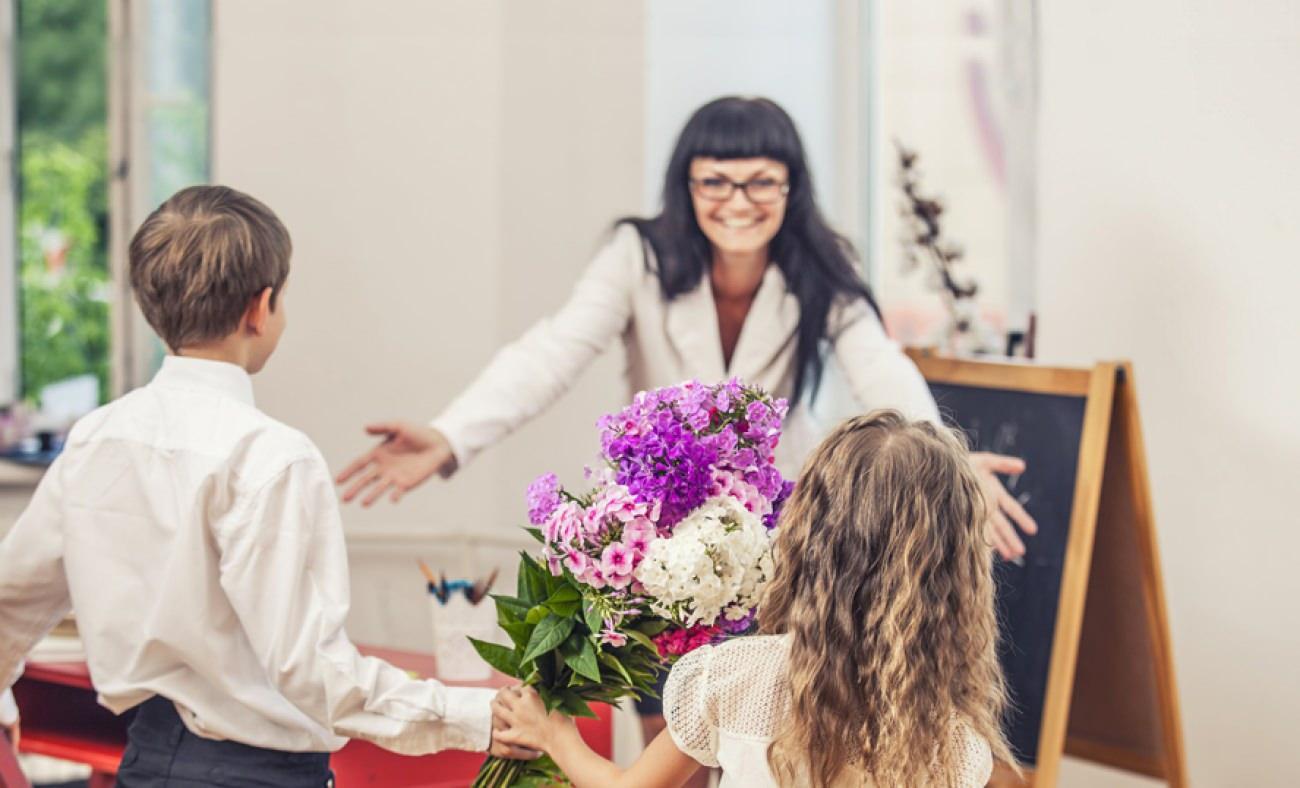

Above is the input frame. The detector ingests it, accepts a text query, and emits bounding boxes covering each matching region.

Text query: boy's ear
[244,287,275,336]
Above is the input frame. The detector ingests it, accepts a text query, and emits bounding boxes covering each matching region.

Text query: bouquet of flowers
[471,379,791,787]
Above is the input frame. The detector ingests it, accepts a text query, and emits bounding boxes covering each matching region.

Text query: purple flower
[526,473,562,525]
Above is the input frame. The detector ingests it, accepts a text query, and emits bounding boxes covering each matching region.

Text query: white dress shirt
[0,356,494,754]
[0,689,15,727]
[432,225,939,479]
[664,635,993,787]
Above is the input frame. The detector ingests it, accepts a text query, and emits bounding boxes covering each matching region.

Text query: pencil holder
[429,592,497,681]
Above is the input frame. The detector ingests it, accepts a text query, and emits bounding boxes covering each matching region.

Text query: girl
[491,411,1015,787]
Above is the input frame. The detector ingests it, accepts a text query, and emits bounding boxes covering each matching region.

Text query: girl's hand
[491,685,573,753]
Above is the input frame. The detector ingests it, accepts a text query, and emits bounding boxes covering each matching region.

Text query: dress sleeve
[947,720,994,787]
[662,645,720,767]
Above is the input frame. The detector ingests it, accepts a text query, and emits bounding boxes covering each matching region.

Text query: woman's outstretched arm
[492,687,702,788]
[337,225,642,505]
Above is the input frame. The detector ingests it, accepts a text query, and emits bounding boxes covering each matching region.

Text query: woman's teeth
[720,217,761,229]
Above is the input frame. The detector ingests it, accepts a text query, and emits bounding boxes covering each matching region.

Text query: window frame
[0,0,17,405]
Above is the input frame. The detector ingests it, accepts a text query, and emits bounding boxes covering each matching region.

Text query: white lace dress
[663,635,993,787]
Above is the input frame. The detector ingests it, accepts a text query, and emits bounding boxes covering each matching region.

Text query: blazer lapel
[729,264,799,381]
[666,278,727,383]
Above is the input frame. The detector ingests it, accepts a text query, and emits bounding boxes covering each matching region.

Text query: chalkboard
[927,382,1087,763]
[909,352,1187,787]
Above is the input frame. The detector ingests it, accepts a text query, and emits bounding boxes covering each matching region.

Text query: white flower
[633,496,775,627]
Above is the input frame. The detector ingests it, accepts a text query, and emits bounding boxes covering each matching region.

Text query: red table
[12,647,611,787]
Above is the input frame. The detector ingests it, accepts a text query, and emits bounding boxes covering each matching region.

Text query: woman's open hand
[336,422,458,505]
[970,452,1039,560]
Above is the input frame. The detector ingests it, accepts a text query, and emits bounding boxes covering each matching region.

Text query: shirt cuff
[0,689,18,727]
[440,686,497,752]
[429,417,472,472]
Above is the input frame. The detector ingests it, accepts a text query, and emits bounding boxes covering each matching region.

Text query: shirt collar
[151,355,256,407]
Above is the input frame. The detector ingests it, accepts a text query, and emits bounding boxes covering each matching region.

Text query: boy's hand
[491,685,572,754]
[970,452,1039,560]
[336,422,457,506]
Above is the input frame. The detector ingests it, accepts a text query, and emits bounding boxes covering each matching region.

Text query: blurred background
[0,1,1297,785]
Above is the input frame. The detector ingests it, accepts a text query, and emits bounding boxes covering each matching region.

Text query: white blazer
[432,225,939,478]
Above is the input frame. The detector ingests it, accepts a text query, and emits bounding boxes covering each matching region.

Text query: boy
[0,186,533,785]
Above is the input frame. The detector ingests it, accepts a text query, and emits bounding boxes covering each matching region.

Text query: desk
[13,647,612,787]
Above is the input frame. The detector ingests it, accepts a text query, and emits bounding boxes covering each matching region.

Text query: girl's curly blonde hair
[761,410,1013,786]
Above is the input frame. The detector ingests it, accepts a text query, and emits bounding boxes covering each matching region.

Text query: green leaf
[545,585,582,618]
[624,627,659,653]
[547,585,581,605]
[518,553,549,602]
[524,526,545,544]
[564,638,602,683]
[635,618,671,636]
[500,621,533,648]
[521,615,575,664]
[558,693,598,719]
[525,605,549,625]
[582,598,604,634]
[597,651,633,685]
[469,638,520,677]
[491,594,531,619]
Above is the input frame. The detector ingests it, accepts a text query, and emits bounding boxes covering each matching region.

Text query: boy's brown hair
[129,185,291,351]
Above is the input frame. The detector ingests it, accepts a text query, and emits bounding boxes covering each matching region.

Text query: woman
[337,96,1034,556]
[492,411,1016,787]
[336,96,1035,768]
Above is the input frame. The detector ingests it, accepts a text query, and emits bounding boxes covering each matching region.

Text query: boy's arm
[0,459,73,698]
[214,452,496,756]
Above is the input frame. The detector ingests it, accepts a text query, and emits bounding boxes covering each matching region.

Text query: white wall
[211,0,644,648]
[643,0,837,216]
[1037,3,1300,785]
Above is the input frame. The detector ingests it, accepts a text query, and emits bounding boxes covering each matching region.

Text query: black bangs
[669,97,806,172]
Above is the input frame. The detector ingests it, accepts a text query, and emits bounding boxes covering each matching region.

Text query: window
[0,0,209,421]
[15,0,111,405]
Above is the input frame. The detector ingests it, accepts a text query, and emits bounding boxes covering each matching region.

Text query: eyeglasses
[689,175,790,205]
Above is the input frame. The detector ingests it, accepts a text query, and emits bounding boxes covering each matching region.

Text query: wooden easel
[909,353,1186,786]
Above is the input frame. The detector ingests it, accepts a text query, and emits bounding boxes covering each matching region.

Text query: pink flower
[621,517,656,551]
[563,549,589,576]
[599,629,628,648]
[600,542,636,577]
[543,502,582,545]
[543,548,564,576]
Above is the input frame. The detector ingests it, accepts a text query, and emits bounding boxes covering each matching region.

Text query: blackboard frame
[907,351,1186,787]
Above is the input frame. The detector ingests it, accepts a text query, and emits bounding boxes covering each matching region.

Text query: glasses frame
[688,176,791,205]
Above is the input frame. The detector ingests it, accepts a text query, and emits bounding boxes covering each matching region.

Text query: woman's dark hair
[620,96,881,406]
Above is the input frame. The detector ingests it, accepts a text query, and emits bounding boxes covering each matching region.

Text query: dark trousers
[116,697,334,787]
